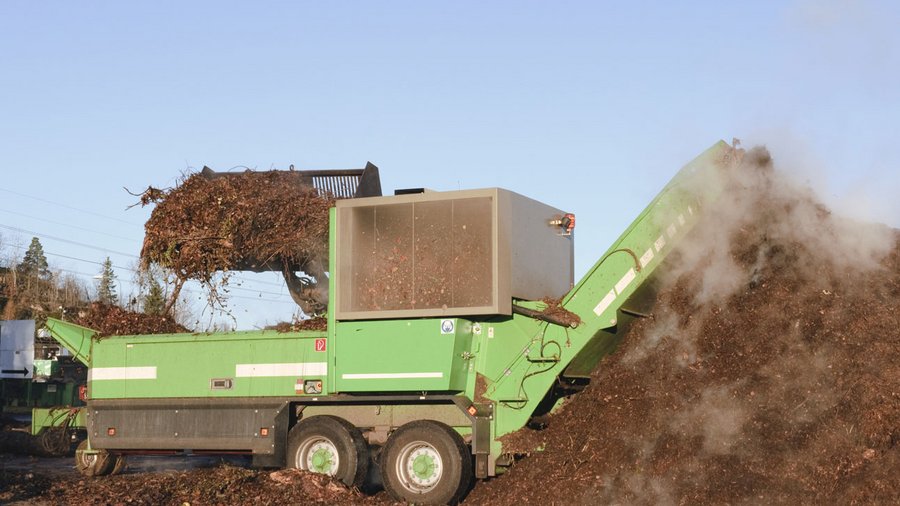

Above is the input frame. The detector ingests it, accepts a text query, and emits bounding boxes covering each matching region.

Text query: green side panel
[332,318,472,393]
[558,328,623,379]
[563,313,638,378]
[470,316,541,388]
[31,406,86,435]
[90,340,126,398]
[88,330,327,400]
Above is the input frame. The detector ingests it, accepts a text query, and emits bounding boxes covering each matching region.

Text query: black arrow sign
[1,368,29,376]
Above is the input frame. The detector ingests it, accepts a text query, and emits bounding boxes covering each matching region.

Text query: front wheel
[38,427,71,456]
[286,415,368,488]
[381,420,472,505]
[74,440,115,477]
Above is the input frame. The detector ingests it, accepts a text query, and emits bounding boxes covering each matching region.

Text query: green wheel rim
[296,437,340,476]
[396,441,443,493]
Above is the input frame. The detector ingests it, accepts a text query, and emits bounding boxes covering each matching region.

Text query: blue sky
[1,1,898,329]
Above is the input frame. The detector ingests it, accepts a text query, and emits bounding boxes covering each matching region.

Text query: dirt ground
[0,454,397,506]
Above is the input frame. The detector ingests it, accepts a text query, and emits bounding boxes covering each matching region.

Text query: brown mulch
[72,302,188,337]
[0,469,53,505]
[466,148,900,504]
[271,316,328,332]
[139,170,334,314]
[538,297,581,327]
[0,466,397,506]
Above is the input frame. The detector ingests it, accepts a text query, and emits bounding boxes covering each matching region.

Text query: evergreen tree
[97,257,118,305]
[19,237,50,280]
[143,276,165,315]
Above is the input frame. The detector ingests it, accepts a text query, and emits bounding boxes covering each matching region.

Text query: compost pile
[0,466,397,506]
[72,303,187,336]
[468,148,900,504]
[139,170,334,315]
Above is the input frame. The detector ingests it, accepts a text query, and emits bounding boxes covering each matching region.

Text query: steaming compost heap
[468,148,900,504]
[140,169,334,315]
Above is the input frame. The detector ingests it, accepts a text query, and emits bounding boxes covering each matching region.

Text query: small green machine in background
[41,141,740,504]
[2,319,87,456]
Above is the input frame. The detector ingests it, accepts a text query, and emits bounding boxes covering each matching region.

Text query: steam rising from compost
[468,145,900,505]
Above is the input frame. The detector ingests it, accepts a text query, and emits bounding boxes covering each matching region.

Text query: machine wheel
[287,415,368,488]
[74,440,115,477]
[381,420,472,505]
[38,427,71,456]
[109,454,128,475]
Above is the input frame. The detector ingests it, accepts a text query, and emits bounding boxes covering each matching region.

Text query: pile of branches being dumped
[72,302,187,336]
[139,169,334,315]
[468,148,900,504]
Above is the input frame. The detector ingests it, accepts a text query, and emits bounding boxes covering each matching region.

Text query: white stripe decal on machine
[655,235,666,252]
[236,362,327,378]
[615,268,637,296]
[593,289,616,316]
[640,248,654,268]
[90,366,157,381]
[678,214,685,225]
[341,372,443,380]
[667,223,677,238]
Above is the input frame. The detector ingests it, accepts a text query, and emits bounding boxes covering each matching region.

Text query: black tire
[381,420,472,505]
[38,427,70,456]
[74,439,115,477]
[286,415,368,488]
[109,454,127,475]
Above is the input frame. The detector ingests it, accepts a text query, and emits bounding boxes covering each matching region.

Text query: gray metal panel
[87,398,287,454]
[198,163,382,199]
[0,320,35,379]
[507,189,575,300]
[335,188,573,320]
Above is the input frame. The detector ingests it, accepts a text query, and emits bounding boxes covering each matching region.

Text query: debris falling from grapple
[139,170,335,315]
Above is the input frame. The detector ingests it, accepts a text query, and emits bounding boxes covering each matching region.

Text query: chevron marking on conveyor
[592,206,693,321]
[640,248,654,268]
[615,268,637,296]
[593,289,617,317]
